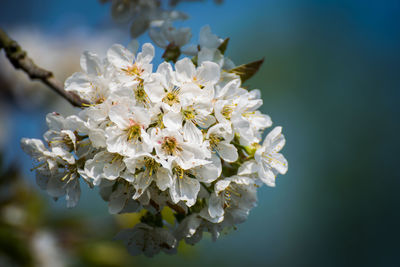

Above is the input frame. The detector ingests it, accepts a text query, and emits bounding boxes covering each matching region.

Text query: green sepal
[218,37,230,55]
[162,43,181,63]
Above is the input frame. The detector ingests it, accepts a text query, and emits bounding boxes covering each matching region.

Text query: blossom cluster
[21,26,288,257]
[101,0,222,37]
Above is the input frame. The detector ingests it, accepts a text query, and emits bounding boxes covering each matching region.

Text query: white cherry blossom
[254,126,288,186]
[22,35,288,257]
[149,21,197,55]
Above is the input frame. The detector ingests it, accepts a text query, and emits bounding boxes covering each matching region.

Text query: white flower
[107,42,154,85]
[108,0,189,37]
[149,21,197,55]
[43,113,90,157]
[174,213,221,245]
[108,182,134,214]
[115,223,177,257]
[162,84,216,133]
[197,25,225,66]
[21,36,289,257]
[199,25,223,49]
[174,58,221,88]
[151,128,209,170]
[214,78,246,100]
[21,138,82,208]
[254,126,288,186]
[168,158,219,207]
[105,98,153,156]
[124,153,170,199]
[82,150,126,186]
[65,51,112,105]
[206,123,238,162]
[208,176,258,224]
[144,62,188,112]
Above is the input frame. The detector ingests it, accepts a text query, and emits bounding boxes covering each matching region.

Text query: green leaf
[218,37,230,55]
[228,58,264,83]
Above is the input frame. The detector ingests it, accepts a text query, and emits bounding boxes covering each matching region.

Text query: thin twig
[0,28,89,107]
[150,199,186,214]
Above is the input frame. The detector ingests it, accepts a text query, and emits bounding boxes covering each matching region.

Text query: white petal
[170,176,200,207]
[258,163,276,187]
[174,214,202,240]
[88,128,107,148]
[107,44,134,70]
[175,57,195,82]
[65,178,80,208]
[46,176,65,197]
[176,29,192,47]
[156,62,174,86]
[266,127,286,153]
[132,173,153,199]
[144,79,165,103]
[35,172,49,191]
[20,138,46,159]
[195,114,216,129]
[249,112,272,129]
[238,160,259,176]
[268,153,288,174]
[196,61,220,85]
[193,160,219,183]
[215,78,241,99]
[214,179,230,193]
[183,121,203,144]
[51,147,75,164]
[136,43,154,64]
[207,123,233,139]
[84,153,107,184]
[80,51,103,76]
[105,127,126,154]
[181,44,198,56]
[109,104,129,129]
[198,47,223,66]
[163,111,183,130]
[216,142,238,162]
[64,72,92,96]
[127,39,139,55]
[199,25,221,48]
[149,27,168,48]
[46,113,65,131]
[103,159,124,180]
[108,183,128,214]
[208,193,224,219]
[156,168,172,191]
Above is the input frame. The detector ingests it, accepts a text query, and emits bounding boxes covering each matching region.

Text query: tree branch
[149,199,186,214]
[0,28,89,107]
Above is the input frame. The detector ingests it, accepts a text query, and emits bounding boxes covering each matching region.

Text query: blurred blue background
[0,0,399,266]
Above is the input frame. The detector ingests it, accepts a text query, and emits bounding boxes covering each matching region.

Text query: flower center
[209,134,224,149]
[123,63,143,76]
[173,166,186,179]
[144,157,159,176]
[221,105,234,120]
[126,121,141,142]
[60,164,78,182]
[162,87,180,106]
[134,83,149,106]
[182,107,196,121]
[49,134,75,152]
[84,82,106,106]
[161,136,182,156]
[222,185,242,208]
